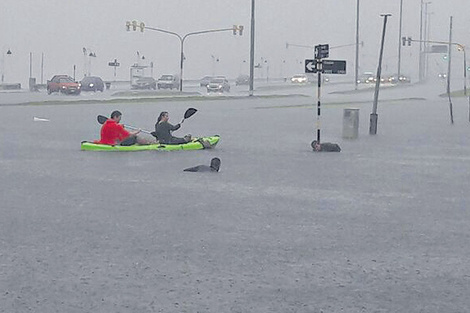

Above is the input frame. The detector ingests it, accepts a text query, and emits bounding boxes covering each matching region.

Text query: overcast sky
[1,0,468,85]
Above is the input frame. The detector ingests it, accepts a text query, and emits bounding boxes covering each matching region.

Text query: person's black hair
[210,157,221,172]
[111,110,122,119]
[157,111,168,124]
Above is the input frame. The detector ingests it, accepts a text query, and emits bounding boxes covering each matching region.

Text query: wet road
[1,81,469,312]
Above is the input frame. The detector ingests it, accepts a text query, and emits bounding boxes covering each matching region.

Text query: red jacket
[96,119,130,145]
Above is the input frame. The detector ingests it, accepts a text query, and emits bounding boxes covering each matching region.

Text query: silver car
[207,77,230,93]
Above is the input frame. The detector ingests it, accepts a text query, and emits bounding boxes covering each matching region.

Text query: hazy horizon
[1,0,468,86]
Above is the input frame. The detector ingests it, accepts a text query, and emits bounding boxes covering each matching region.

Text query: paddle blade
[184,108,197,119]
[97,115,108,124]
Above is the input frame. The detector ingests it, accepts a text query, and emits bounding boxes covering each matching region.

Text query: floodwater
[1,80,469,312]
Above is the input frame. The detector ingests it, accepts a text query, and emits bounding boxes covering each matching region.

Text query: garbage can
[342,108,359,139]
[105,82,111,90]
[29,77,37,92]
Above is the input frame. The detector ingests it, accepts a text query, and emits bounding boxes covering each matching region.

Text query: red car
[47,75,81,95]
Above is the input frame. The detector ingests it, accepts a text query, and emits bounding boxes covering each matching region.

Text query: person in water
[97,111,151,146]
[311,140,341,152]
[183,157,221,172]
[154,111,191,144]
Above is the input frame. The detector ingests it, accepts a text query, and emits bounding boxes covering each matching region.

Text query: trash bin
[342,108,359,139]
[29,77,37,92]
[105,82,111,90]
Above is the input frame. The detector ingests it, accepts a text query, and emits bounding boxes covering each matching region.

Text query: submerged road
[1,82,469,312]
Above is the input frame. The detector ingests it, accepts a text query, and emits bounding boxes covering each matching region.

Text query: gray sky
[1,0,468,85]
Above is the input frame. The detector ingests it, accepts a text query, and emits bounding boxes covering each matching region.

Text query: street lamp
[211,55,219,76]
[82,47,97,77]
[127,20,243,91]
[355,0,360,90]
[397,0,403,79]
[1,49,12,83]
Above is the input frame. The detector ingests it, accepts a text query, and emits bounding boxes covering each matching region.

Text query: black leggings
[120,136,137,146]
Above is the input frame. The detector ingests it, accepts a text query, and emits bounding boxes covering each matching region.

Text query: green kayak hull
[81,135,220,151]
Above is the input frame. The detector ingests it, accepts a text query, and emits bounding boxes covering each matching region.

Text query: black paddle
[184,108,198,120]
[97,115,153,135]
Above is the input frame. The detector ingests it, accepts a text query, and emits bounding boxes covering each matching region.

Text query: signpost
[306,44,346,147]
[108,59,120,77]
[305,59,346,74]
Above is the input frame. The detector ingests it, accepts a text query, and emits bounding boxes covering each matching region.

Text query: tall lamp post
[1,49,12,83]
[355,0,360,90]
[249,0,255,96]
[82,48,97,77]
[397,0,403,79]
[127,20,243,92]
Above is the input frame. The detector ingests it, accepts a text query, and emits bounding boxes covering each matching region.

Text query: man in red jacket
[97,110,142,146]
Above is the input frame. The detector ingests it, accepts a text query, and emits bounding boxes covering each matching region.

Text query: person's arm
[168,122,181,131]
[117,124,132,140]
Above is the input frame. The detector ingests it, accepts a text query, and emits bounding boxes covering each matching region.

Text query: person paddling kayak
[154,111,191,144]
[96,110,150,146]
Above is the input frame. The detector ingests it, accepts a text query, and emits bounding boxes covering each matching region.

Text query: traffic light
[232,25,243,36]
[402,37,412,46]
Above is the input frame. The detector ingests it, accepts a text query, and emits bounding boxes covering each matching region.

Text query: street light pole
[249,0,255,96]
[397,0,403,79]
[133,24,241,92]
[419,0,424,82]
[423,2,431,79]
[370,13,392,135]
[447,16,454,124]
[355,0,360,90]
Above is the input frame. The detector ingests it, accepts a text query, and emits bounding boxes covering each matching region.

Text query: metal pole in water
[370,14,391,135]
[447,16,454,124]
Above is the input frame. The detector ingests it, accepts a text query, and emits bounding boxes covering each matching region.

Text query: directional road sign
[314,44,329,59]
[305,59,317,73]
[322,60,346,74]
[108,59,120,67]
[305,59,346,74]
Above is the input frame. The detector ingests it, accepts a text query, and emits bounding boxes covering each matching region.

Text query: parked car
[207,77,230,93]
[199,76,213,87]
[132,77,156,90]
[291,74,308,84]
[47,75,81,95]
[80,76,104,92]
[157,75,180,90]
[235,74,250,86]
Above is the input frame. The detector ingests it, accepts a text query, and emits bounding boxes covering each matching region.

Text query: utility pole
[423,2,431,79]
[447,16,454,124]
[355,0,360,90]
[249,0,255,96]
[29,52,33,78]
[370,14,391,135]
[41,53,44,84]
[397,0,403,78]
[419,0,424,82]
